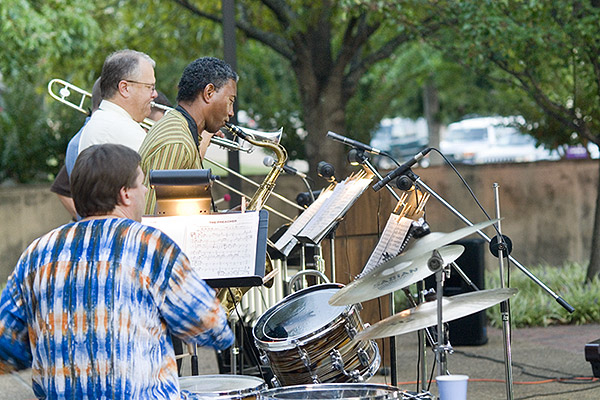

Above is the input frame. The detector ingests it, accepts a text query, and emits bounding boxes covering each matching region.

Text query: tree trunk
[423,78,442,166]
[586,159,600,281]
[294,66,350,182]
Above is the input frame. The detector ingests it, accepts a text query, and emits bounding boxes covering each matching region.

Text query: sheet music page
[298,172,373,243]
[142,212,259,279]
[274,187,334,256]
[359,214,413,277]
[142,215,187,245]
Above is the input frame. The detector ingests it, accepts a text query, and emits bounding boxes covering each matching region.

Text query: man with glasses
[79,49,158,153]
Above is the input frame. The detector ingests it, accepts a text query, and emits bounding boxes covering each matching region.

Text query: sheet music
[358,214,413,277]
[297,171,374,244]
[273,186,334,256]
[142,211,259,279]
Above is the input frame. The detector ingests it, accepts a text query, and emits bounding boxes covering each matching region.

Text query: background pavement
[2,323,599,399]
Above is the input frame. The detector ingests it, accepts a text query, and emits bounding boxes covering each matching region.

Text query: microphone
[326,131,384,155]
[263,156,308,179]
[317,161,336,182]
[296,190,322,208]
[372,148,433,192]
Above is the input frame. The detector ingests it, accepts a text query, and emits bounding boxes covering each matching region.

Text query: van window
[446,127,488,142]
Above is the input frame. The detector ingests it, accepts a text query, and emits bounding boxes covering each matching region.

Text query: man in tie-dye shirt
[0,144,233,399]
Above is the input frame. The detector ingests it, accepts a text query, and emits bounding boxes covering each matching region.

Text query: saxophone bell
[224,123,283,145]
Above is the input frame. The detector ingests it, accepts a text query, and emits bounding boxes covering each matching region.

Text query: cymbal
[328,244,464,306]
[355,288,517,341]
[401,219,499,261]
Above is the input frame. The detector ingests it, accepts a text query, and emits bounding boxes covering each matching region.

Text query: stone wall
[1,159,598,284]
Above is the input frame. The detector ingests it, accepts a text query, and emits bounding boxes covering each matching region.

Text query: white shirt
[78,100,147,153]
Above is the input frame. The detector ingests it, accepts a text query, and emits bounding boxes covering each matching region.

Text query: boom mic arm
[326,131,385,155]
[372,148,433,192]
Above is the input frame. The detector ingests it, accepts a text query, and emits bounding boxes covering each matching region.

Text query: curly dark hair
[71,144,141,218]
[177,57,238,102]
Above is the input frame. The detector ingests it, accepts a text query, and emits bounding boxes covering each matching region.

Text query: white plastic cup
[436,374,469,400]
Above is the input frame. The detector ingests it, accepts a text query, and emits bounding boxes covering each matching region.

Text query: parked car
[370,118,429,169]
[440,116,558,164]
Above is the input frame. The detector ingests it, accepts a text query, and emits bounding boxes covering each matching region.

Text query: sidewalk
[2,324,599,399]
[370,323,600,399]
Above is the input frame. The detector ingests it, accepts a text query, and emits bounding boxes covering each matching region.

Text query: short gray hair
[100,49,155,99]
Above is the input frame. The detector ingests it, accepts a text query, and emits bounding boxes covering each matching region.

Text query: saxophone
[217,123,288,314]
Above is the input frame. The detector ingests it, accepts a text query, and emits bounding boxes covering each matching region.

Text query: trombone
[47,78,251,153]
[47,78,305,217]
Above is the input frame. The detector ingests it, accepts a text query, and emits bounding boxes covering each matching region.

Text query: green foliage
[486,263,600,328]
[0,80,85,183]
[395,263,600,329]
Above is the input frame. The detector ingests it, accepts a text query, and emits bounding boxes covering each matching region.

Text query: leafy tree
[169,0,422,178]
[0,0,101,183]
[365,0,600,279]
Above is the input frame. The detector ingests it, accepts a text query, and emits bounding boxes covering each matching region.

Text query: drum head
[258,383,405,399]
[179,375,265,397]
[254,284,347,343]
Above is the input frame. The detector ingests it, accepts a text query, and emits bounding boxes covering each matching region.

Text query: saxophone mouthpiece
[225,123,248,140]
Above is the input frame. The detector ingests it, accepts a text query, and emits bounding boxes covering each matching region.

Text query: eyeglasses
[124,80,156,92]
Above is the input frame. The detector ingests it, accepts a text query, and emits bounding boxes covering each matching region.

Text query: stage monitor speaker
[425,238,488,346]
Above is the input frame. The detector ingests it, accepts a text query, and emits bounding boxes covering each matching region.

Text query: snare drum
[253,283,380,386]
[179,375,267,399]
[258,383,405,399]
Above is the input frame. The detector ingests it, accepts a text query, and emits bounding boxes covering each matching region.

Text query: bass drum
[179,375,267,400]
[253,283,380,387]
[258,383,406,399]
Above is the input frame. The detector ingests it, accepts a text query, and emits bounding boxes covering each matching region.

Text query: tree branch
[260,0,296,29]
[171,0,295,60]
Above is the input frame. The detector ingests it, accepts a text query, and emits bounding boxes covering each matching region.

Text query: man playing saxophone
[138,56,238,215]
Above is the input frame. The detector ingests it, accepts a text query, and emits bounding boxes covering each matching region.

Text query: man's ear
[117,80,130,98]
[119,187,132,207]
[202,83,216,103]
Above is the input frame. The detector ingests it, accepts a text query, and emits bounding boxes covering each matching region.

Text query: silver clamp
[330,349,363,382]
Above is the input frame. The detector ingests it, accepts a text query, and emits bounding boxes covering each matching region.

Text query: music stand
[144,169,269,376]
[150,169,217,216]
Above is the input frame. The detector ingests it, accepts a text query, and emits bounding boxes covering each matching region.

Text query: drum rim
[179,374,266,396]
[258,382,405,399]
[253,283,346,344]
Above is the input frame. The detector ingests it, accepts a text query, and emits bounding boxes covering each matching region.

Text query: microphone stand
[348,149,400,386]
[493,183,514,400]
[397,168,575,399]
[349,149,435,390]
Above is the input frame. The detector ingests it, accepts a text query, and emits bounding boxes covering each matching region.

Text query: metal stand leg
[229,312,239,375]
[493,183,514,400]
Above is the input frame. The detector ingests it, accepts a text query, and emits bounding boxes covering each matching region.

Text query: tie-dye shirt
[0,218,233,399]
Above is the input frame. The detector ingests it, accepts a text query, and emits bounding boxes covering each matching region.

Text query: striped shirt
[138,110,204,215]
[0,218,233,399]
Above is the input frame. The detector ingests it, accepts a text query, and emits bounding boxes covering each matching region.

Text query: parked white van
[440,116,559,164]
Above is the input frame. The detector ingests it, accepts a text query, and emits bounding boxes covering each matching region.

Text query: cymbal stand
[229,309,240,374]
[493,183,514,400]
[428,250,452,377]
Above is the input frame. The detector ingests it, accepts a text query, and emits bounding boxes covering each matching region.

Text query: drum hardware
[329,349,363,382]
[344,322,358,340]
[287,269,330,293]
[253,284,380,386]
